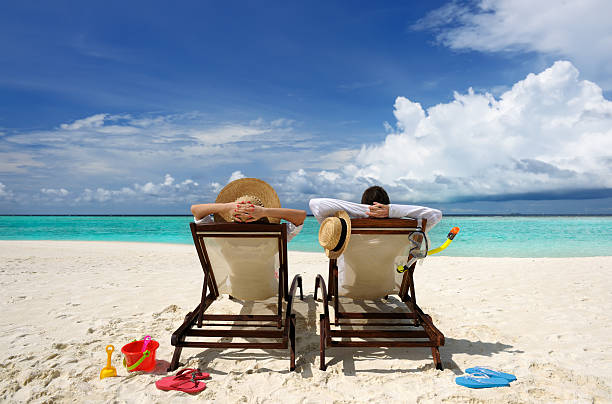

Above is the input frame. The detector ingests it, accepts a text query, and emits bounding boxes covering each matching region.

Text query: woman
[191,177,306,241]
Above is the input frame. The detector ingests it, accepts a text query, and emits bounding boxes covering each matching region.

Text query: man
[309,186,442,296]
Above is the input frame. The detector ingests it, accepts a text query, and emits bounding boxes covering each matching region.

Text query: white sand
[1,240,611,403]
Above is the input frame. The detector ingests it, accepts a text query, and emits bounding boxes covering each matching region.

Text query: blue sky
[1,1,611,214]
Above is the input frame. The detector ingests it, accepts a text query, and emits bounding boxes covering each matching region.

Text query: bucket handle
[123,350,151,371]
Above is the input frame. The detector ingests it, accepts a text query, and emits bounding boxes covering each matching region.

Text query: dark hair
[361,186,390,205]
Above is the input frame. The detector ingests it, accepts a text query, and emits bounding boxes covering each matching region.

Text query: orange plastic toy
[100,345,117,379]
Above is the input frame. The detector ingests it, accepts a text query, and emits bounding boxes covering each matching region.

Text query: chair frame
[314,218,444,370]
[169,221,303,372]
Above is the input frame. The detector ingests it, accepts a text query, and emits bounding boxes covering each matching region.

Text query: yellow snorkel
[427,227,460,255]
[396,226,460,273]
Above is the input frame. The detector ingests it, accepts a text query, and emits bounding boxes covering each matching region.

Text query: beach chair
[314,218,444,370]
[168,221,303,371]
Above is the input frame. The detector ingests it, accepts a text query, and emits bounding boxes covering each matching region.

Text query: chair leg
[289,314,296,371]
[297,277,303,300]
[319,314,327,371]
[432,347,443,370]
[168,345,183,372]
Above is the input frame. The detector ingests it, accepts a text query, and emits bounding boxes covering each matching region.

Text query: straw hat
[214,178,281,223]
[318,210,351,259]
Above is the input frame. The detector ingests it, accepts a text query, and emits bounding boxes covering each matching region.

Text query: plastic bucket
[121,339,159,372]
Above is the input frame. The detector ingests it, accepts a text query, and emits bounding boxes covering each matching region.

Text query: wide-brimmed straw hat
[214,178,281,223]
[318,210,351,259]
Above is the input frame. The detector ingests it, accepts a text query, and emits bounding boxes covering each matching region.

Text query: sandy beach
[1,240,611,403]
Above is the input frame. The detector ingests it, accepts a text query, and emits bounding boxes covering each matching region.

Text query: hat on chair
[318,210,351,259]
[214,178,281,223]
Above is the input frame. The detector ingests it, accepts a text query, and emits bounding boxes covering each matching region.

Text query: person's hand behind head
[235,201,266,222]
[366,202,389,218]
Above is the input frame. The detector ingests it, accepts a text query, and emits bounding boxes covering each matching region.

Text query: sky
[1,0,611,215]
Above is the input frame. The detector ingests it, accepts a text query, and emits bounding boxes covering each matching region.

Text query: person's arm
[235,204,307,227]
[190,202,235,221]
[308,198,369,223]
[388,203,442,231]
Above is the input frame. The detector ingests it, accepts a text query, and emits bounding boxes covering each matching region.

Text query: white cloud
[414,0,612,89]
[228,171,245,183]
[281,61,612,203]
[60,114,107,130]
[0,152,46,173]
[41,188,69,196]
[74,174,201,203]
[0,182,14,199]
[210,182,222,193]
[4,61,610,210]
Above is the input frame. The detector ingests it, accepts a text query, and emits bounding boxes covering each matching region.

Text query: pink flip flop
[155,368,210,393]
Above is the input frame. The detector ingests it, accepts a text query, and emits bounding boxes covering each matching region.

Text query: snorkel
[428,227,460,255]
[396,226,461,273]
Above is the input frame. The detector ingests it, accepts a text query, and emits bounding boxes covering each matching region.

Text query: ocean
[1,215,611,257]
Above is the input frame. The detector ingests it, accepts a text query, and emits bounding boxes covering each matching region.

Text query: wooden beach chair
[314,218,444,370]
[168,221,303,371]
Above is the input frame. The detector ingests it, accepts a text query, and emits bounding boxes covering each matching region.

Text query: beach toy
[99,345,117,379]
[428,227,460,255]
[396,227,460,273]
[466,366,516,382]
[121,337,159,372]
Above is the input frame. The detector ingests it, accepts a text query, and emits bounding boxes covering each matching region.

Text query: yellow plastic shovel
[100,345,117,379]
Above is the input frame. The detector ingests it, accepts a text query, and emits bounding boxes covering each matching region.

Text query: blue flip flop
[465,366,516,382]
[455,373,510,389]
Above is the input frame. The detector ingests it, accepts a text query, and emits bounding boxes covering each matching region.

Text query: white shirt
[309,198,442,231]
[194,215,303,242]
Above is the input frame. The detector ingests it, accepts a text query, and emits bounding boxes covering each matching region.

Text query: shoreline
[0,239,610,259]
[1,241,611,402]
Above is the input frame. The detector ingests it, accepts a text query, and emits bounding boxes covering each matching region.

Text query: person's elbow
[433,208,442,221]
[191,204,204,220]
[428,209,443,229]
[295,210,307,226]
[308,199,320,215]
[309,199,327,222]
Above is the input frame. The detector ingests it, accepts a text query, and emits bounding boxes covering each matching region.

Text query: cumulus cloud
[0,113,332,202]
[280,61,612,203]
[413,0,612,89]
[41,188,69,197]
[228,171,246,183]
[3,61,610,212]
[75,174,200,203]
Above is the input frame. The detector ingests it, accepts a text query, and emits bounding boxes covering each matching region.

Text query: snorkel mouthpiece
[427,227,460,256]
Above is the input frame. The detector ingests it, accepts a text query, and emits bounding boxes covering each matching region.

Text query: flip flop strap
[175,368,197,378]
[170,371,204,389]
[465,372,494,382]
[169,378,200,389]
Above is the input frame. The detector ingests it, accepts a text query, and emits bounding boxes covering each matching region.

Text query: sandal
[155,368,210,393]
[465,366,516,382]
[455,372,509,389]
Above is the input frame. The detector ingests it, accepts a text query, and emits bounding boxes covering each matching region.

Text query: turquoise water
[1,216,611,257]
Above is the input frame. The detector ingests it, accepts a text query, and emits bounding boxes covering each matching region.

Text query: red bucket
[121,339,159,372]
